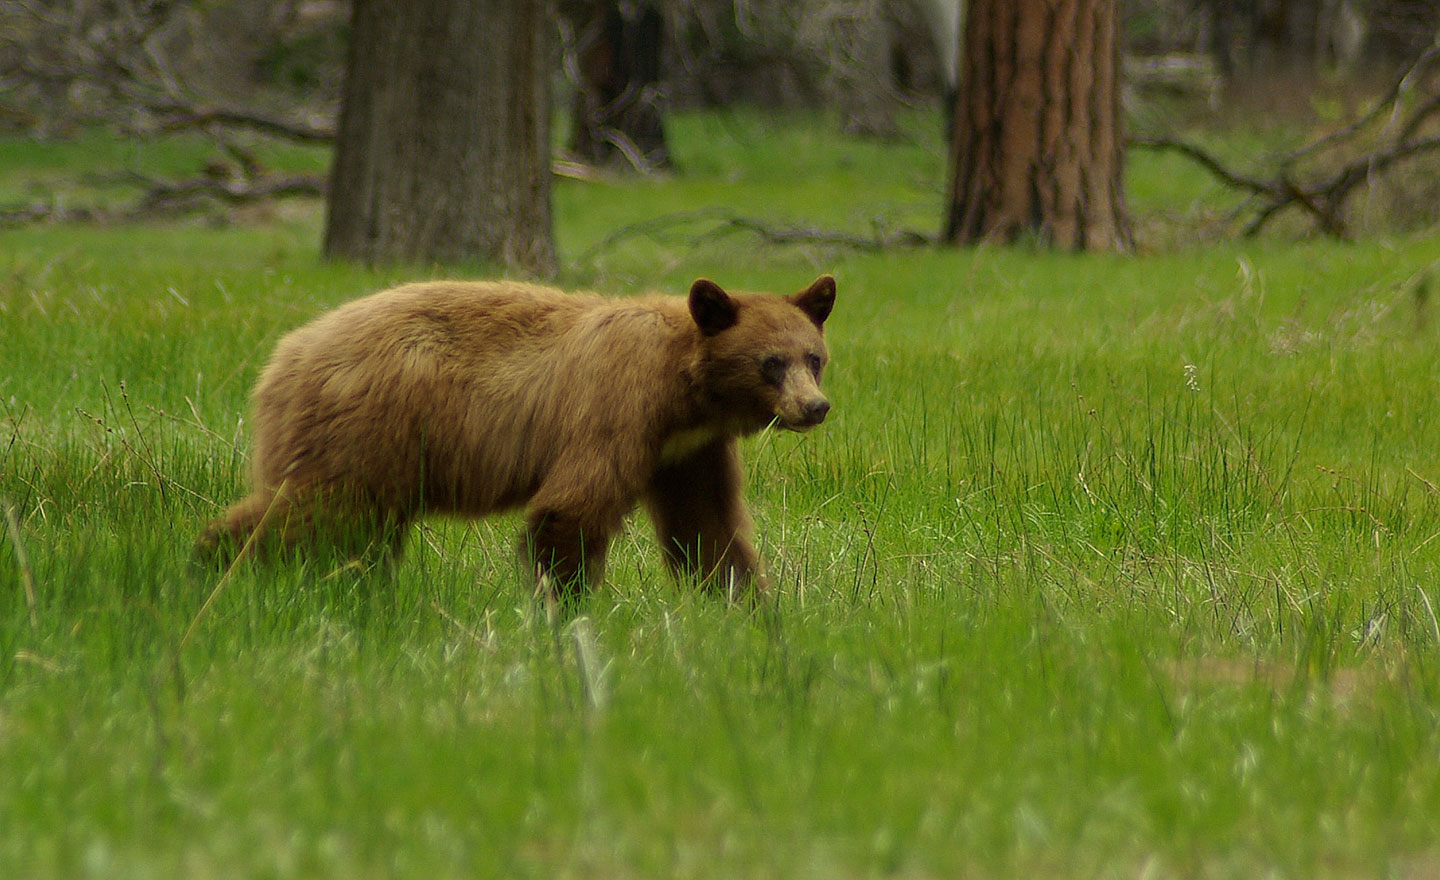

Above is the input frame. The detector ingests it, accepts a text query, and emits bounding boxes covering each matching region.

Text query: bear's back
[247,280,699,512]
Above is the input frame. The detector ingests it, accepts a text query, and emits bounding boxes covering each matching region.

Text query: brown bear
[197,275,836,604]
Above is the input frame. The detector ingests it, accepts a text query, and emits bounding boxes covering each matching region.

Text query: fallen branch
[1128,136,1271,197]
[707,214,933,249]
[0,201,110,227]
[0,172,326,228]
[143,96,336,144]
[576,208,932,264]
[131,172,326,209]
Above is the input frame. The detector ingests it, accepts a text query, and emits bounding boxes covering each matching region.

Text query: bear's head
[689,275,836,434]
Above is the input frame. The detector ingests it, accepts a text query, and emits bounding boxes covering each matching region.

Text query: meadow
[3,110,1440,878]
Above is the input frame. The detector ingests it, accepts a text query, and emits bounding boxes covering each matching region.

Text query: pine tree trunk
[323,0,556,274]
[943,0,1132,252]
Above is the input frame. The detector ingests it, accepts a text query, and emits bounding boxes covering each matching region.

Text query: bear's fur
[197,275,836,603]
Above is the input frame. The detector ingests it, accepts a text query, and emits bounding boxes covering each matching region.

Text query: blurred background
[3,0,1440,262]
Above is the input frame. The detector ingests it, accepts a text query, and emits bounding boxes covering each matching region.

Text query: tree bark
[943,0,1132,252]
[323,0,556,274]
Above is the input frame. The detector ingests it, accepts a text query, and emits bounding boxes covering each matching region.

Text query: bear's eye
[760,355,787,385]
[805,353,823,377]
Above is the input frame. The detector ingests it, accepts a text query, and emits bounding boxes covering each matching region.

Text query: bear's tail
[194,492,278,569]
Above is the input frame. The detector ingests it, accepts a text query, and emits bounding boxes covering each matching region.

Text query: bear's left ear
[689,279,739,336]
[791,275,836,328]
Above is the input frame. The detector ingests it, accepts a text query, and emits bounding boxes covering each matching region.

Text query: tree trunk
[1362,0,1440,70]
[823,0,902,139]
[562,0,670,170]
[1247,0,1322,76]
[1206,0,1237,80]
[323,0,556,274]
[943,0,1132,252]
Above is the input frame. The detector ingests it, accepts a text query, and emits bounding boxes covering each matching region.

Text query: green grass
[4,110,1440,878]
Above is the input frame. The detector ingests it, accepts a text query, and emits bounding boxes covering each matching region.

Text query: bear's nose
[803,398,830,425]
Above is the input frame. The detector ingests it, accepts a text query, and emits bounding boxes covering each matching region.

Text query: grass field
[4,110,1440,878]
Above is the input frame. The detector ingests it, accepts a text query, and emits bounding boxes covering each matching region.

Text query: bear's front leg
[522,454,648,608]
[524,472,636,610]
[645,440,768,602]
[523,511,606,597]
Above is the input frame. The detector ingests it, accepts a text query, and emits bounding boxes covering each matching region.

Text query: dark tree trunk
[563,0,669,170]
[1207,0,1237,80]
[1363,0,1440,70]
[944,0,1132,251]
[1247,0,1322,75]
[1207,0,1372,85]
[323,0,556,274]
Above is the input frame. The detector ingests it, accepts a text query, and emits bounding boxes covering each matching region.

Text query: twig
[1407,465,1440,497]
[1130,136,1345,236]
[144,399,241,455]
[117,380,167,505]
[709,214,932,249]
[599,126,662,174]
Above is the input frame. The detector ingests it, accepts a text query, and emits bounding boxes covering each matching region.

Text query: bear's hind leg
[196,483,406,570]
[285,485,411,570]
[194,488,294,568]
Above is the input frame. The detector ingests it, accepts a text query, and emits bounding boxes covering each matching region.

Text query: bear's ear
[791,275,836,328]
[689,279,739,336]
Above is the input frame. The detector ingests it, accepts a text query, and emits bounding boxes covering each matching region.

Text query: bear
[196,274,837,604]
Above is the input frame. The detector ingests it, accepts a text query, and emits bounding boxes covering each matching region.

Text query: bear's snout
[801,398,830,426]
[781,396,829,430]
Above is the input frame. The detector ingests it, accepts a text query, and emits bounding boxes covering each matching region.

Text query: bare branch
[1281,43,1440,167]
[1129,136,1273,196]
[1131,44,1440,240]
[1399,94,1440,144]
[147,99,336,143]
